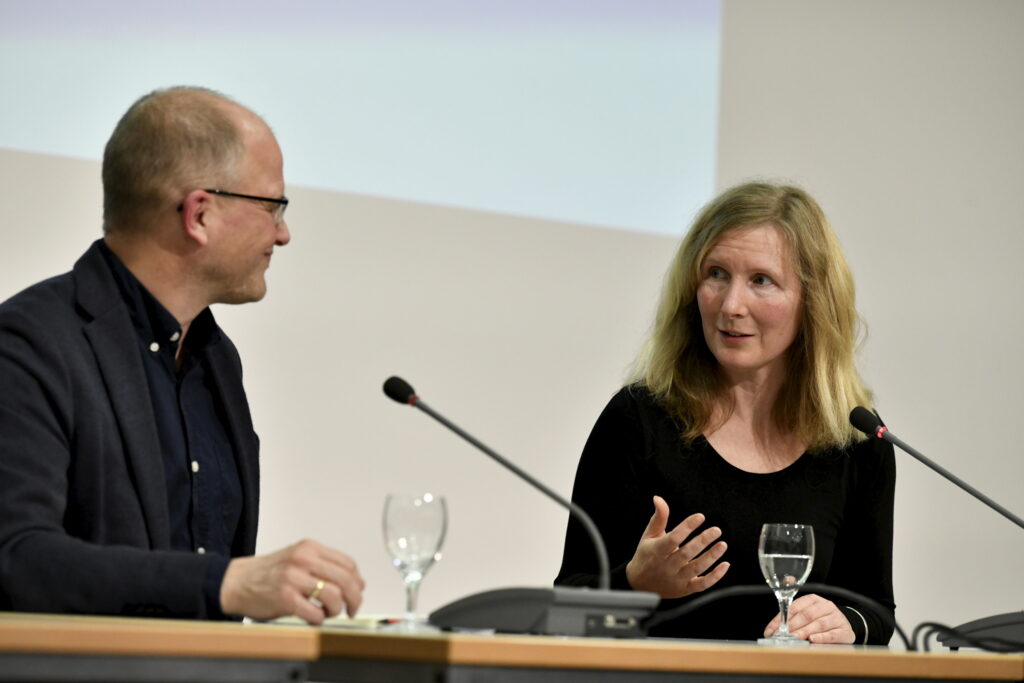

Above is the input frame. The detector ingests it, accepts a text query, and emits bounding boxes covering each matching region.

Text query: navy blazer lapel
[74,243,171,549]
[205,344,260,556]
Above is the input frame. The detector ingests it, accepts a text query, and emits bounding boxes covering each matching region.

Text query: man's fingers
[307,568,365,618]
[316,545,361,575]
[337,572,364,616]
[289,538,366,618]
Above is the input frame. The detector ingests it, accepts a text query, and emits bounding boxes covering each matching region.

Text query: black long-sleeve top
[555,385,896,645]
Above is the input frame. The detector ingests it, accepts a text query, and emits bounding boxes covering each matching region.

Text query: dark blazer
[0,240,260,617]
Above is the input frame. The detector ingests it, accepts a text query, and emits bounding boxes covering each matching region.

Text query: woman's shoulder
[595,382,687,440]
[612,381,651,402]
[606,382,672,417]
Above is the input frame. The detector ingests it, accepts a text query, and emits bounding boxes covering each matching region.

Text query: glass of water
[757,523,814,646]
[382,492,448,632]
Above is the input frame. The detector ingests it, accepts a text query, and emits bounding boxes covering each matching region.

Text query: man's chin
[216,283,268,305]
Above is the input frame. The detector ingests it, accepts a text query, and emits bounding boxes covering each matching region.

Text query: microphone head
[849,406,881,436]
[383,376,417,405]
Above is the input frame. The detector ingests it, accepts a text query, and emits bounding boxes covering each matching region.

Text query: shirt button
[191,460,200,473]
[149,342,159,352]
[197,547,206,554]
[170,331,181,342]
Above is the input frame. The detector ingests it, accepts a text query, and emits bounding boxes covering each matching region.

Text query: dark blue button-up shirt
[100,242,241,616]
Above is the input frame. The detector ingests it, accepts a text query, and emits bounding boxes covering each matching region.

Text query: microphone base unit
[429,586,660,638]
[937,611,1024,652]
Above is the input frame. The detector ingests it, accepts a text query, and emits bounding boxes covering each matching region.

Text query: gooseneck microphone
[383,377,612,588]
[849,407,1023,531]
[383,376,658,637]
[850,408,1024,652]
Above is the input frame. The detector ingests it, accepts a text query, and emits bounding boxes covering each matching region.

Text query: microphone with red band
[849,406,1023,530]
[383,376,417,406]
[850,408,1024,651]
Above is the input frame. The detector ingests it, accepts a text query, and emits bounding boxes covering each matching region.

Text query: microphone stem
[884,432,1024,530]
[413,399,612,589]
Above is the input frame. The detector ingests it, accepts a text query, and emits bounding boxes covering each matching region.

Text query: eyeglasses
[204,188,289,224]
[176,188,288,223]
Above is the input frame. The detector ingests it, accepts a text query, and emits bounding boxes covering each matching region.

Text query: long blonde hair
[632,182,871,450]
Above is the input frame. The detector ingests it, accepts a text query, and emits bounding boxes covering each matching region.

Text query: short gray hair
[102,86,247,234]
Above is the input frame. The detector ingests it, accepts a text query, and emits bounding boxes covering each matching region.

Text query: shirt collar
[98,240,222,356]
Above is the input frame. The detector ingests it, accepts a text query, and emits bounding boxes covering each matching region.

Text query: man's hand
[220,539,364,625]
[764,593,855,644]
[625,495,730,598]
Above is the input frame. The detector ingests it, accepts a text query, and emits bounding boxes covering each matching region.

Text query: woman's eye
[752,274,774,286]
[707,266,726,279]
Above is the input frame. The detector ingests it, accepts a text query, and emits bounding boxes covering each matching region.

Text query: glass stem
[776,592,794,636]
[404,580,421,622]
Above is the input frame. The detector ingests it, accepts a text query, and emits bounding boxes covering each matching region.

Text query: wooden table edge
[0,613,319,660]
[317,630,1024,680]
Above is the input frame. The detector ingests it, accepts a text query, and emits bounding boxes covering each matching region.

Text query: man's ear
[179,189,212,247]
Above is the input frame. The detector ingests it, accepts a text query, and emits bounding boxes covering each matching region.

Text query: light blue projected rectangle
[0,0,720,236]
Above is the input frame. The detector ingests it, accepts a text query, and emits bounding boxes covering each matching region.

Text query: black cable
[642,582,911,650]
[914,621,1023,653]
[643,583,1023,653]
[642,585,765,630]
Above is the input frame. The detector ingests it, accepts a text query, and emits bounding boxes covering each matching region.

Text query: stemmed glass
[757,523,815,646]
[382,492,448,632]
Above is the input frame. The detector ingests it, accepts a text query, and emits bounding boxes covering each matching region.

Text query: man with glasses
[0,87,364,623]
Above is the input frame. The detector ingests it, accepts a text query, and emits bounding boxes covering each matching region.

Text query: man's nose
[275,219,291,246]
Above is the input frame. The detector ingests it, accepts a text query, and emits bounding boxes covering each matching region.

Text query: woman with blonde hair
[556,182,895,644]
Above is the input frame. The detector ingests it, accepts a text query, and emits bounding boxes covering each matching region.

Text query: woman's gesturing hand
[625,495,729,598]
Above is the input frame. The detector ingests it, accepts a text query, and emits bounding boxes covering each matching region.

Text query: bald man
[0,87,362,623]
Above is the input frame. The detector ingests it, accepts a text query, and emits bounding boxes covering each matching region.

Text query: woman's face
[696,224,803,382]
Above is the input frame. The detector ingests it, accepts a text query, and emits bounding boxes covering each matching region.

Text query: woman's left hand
[763,593,855,644]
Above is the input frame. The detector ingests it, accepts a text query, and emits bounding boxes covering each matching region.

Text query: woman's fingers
[627,501,729,597]
[763,594,855,644]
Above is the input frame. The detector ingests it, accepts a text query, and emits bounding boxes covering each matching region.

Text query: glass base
[379,617,441,634]
[757,634,810,647]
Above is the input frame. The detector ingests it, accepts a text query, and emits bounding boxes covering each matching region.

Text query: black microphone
[383,376,658,637]
[383,376,416,405]
[850,407,1024,652]
[849,407,1023,530]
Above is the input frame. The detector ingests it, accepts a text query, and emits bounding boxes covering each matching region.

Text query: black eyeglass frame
[177,188,289,223]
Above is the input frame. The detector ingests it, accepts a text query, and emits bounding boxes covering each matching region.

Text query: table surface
[1,612,1021,681]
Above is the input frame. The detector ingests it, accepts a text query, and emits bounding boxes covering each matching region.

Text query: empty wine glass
[382,492,448,632]
[757,523,814,646]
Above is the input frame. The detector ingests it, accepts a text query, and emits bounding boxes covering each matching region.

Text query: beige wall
[0,146,676,622]
[718,0,1024,642]
[1,0,1021,646]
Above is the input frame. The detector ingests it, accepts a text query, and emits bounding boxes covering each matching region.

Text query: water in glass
[758,523,814,646]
